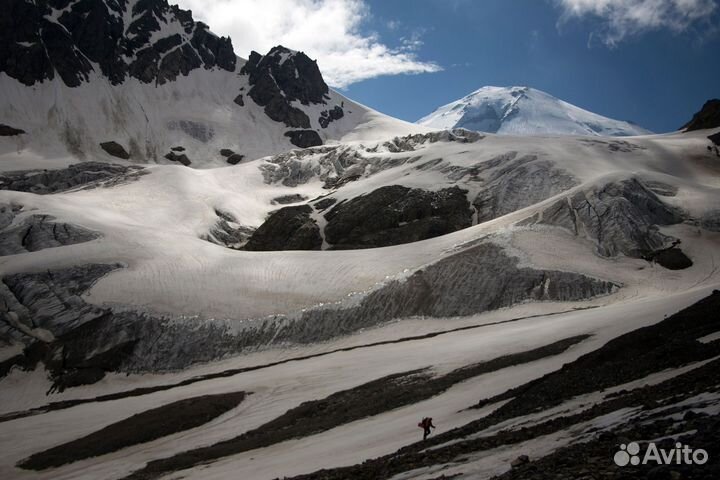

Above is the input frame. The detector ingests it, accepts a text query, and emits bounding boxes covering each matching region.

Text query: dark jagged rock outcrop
[241,46,330,129]
[324,185,473,249]
[226,154,244,165]
[244,185,474,251]
[285,130,323,148]
[313,197,337,211]
[219,148,245,164]
[520,178,685,258]
[272,194,308,205]
[701,209,720,231]
[0,0,235,87]
[709,131,720,145]
[203,209,254,249]
[100,141,131,160]
[682,99,720,131]
[0,162,146,193]
[19,392,248,471]
[646,246,693,270]
[243,205,321,251]
[0,124,25,136]
[0,205,100,256]
[164,151,191,166]
[319,105,344,128]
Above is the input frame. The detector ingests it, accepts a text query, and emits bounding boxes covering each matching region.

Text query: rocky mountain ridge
[0,0,407,167]
[1,0,235,87]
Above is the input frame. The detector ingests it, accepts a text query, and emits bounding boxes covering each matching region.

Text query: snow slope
[0,70,426,170]
[417,86,652,137]
[1,128,717,336]
[2,2,719,478]
[0,124,718,480]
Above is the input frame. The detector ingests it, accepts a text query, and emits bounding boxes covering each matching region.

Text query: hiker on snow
[419,417,436,440]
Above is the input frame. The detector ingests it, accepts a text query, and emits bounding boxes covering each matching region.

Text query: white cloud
[175,0,441,88]
[555,0,718,46]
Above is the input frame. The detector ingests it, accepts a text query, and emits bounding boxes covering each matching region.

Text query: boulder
[319,105,344,128]
[99,141,130,159]
[285,130,323,148]
[0,124,25,136]
[164,152,192,166]
[644,245,693,270]
[272,194,308,205]
[226,154,244,165]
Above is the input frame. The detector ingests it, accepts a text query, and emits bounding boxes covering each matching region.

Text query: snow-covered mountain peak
[418,85,652,137]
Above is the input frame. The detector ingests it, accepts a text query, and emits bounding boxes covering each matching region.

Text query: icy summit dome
[418,86,652,137]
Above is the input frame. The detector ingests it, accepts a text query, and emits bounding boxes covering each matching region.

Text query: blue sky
[341,0,720,133]
[184,0,720,133]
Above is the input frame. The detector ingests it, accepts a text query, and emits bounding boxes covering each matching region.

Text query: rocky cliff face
[682,99,720,131]
[240,45,344,147]
[242,46,329,129]
[0,1,359,166]
[243,185,473,251]
[0,0,235,87]
[323,185,473,249]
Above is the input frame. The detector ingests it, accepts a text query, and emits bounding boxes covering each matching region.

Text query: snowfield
[1,101,719,479]
[3,1,719,478]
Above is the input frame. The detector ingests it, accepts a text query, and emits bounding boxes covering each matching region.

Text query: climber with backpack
[418,417,436,440]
